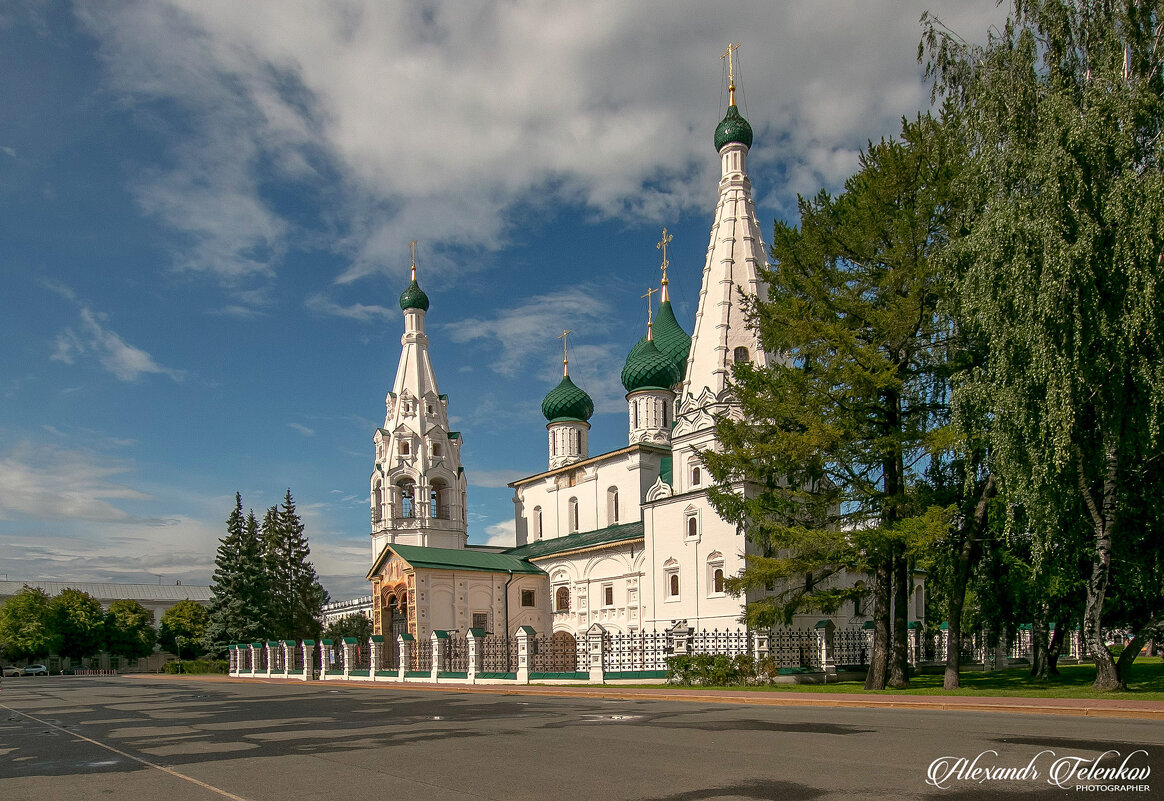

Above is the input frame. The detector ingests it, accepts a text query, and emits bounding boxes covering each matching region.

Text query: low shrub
[163,659,228,675]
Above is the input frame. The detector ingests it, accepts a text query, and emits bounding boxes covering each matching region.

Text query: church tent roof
[505,521,644,561]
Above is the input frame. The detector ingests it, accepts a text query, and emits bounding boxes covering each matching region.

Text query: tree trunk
[864,559,891,690]
[944,474,996,689]
[1115,615,1164,689]
[1030,607,1049,680]
[888,549,910,688]
[1047,622,1064,676]
[1077,443,1121,691]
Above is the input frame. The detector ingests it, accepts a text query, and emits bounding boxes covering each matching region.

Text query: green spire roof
[621,336,680,393]
[399,279,429,311]
[541,374,594,423]
[625,299,690,384]
[714,104,753,151]
[652,300,691,380]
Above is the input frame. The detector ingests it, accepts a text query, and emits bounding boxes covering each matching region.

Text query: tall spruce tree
[261,490,327,640]
[204,493,267,654]
[704,115,963,689]
[924,0,1164,689]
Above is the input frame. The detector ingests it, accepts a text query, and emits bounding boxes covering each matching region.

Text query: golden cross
[721,42,740,105]
[641,287,658,326]
[656,227,673,286]
[558,329,572,372]
[409,240,418,280]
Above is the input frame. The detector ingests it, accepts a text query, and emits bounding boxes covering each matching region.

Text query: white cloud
[447,287,612,377]
[70,0,1006,289]
[304,293,396,323]
[51,306,184,383]
[288,422,316,437]
[0,440,165,525]
[475,519,516,549]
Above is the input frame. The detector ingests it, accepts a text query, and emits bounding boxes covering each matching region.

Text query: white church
[363,60,919,647]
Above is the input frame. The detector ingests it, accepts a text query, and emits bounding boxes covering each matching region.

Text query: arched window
[533,506,542,539]
[915,585,924,619]
[399,440,410,456]
[568,497,579,533]
[687,517,698,539]
[398,479,415,518]
[372,481,383,522]
[734,346,749,363]
[555,586,570,612]
[713,568,724,593]
[608,487,619,524]
[669,573,680,597]
[691,466,701,486]
[550,430,557,456]
[431,442,442,457]
[430,479,448,519]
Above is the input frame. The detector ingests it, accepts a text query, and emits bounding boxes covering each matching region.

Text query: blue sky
[0,1,1003,601]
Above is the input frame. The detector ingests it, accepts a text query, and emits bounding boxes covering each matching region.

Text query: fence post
[282,641,295,677]
[515,626,534,683]
[250,643,262,676]
[814,620,836,678]
[341,637,357,679]
[666,620,693,658]
[467,628,485,683]
[430,630,448,680]
[586,623,606,683]
[301,640,314,681]
[906,623,919,667]
[227,645,236,676]
[397,633,413,680]
[319,639,333,679]
[369,635,383,678]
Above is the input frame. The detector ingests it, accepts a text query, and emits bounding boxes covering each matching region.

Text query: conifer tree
[204,493,268,654]
[704,115,965,689]
[262,490,327,640]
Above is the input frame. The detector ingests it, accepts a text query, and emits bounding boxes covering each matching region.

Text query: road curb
[126,673,1164,720]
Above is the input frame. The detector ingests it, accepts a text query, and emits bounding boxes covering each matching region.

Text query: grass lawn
[647,657,1164,700]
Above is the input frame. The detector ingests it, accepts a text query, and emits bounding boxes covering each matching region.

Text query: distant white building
[363,62,925,646]
[320,595,374,626]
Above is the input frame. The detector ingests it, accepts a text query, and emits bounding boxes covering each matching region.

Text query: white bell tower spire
[370,242,468,559]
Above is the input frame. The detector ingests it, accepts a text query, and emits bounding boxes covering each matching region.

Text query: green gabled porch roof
[504,521,644,561]
[367,542,544,580]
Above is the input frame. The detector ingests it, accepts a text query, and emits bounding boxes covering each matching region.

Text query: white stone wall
[512,446,668,546]
[534,541,646,635]
[410,569,548,640]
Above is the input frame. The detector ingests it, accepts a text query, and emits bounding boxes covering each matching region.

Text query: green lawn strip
[615,658,1164,700]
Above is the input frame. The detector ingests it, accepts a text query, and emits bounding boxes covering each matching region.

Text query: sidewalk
[131,673,1164,720]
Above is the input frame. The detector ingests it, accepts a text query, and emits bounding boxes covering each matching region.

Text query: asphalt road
[1,676,1161,801]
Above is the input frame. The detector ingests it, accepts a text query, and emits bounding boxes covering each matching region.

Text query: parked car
[1,666,21,677]
[22,664,48,676]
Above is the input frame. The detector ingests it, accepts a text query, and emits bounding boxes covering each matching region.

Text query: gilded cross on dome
[656,227,673,288]
[721,42,740,106]
[409,239,418,281]
[558,329,572,375]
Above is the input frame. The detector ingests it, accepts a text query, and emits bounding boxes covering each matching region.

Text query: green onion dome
[714,104,753,151]
[399,279,430,311]
[621,337,681,393]
[541,374,594,423]
[651,300,691,380]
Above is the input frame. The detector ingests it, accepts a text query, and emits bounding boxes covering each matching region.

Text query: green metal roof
[505,521,644,560]
[541,373,594,422]
[714,104,753,151]
[659,455,673,486]
[621,336,680,393]
[399,278,430,311]
[373,543,544,576]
